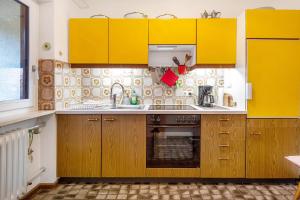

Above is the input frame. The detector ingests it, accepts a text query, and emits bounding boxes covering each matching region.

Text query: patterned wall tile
[48,64,224,109]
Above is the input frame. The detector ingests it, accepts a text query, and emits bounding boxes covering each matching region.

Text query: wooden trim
[20,182,58,200]
[70,64,148,68]
[193,64,235,68]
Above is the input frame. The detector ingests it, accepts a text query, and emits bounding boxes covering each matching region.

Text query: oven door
[146,124,200,168]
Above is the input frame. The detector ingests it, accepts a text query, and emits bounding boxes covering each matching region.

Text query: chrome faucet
[110,82,125,108]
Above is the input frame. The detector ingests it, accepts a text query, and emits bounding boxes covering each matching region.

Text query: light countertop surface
[56,105,247,115]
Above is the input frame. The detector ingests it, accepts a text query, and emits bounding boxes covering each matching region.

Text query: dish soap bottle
[130,90,138,105]
[123,92,131,105]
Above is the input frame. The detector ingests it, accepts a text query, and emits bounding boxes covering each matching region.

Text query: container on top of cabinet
[196,18,237,67]
[149,19,197,45]
[246,9,300,39]
[69,18,109,64]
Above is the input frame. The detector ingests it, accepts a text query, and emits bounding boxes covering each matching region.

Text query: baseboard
[20,181,58,200]
[58,177,300,184]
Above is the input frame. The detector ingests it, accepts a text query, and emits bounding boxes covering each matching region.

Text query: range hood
[148,45,196,67]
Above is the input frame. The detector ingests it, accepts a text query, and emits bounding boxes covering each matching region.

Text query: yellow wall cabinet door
[246,10,300,39]
[102,115,146,177]
[149,19,196,44]
[109,19,148,64]
[246,119,300,178]
[69,19,108,64]
[247,40,300,117]
[197,18,237,65]
[57,115,102,177]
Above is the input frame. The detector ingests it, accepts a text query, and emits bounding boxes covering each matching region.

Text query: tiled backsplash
[39,59,224,110]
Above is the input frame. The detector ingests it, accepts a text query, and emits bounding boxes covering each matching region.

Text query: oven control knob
[151,115,156,122]
[156,116,161,122]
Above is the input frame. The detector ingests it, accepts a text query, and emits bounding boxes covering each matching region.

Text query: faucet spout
[110,82,125,109]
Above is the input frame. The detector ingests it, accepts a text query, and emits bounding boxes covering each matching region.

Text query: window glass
[0,0,29,102]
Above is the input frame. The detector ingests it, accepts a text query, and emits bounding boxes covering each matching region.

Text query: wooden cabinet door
[57,115,101,177]
[247,40,300,118]
[201,115,246,178]
[69,19,108,64]
[102,115,146,177]
[197,18,236,65]
[149,19,196,44]
[246,119,300,178]
[109,19,148,64]
[246,9,300,39]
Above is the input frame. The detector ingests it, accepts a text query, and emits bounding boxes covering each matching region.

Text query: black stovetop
[148,105,196,111]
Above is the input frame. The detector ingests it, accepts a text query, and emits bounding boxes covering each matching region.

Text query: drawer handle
[219,144,230,147]
[104,118,115,122]
[219,118,230,121]
[218,158,229,160]
[88,118,99,121]
[219,131,229,134]
[250,132,262,135]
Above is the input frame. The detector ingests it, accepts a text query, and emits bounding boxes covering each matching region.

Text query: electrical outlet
[183,91,193,96]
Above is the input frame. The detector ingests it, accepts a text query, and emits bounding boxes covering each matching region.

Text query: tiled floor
[30,183,296,200]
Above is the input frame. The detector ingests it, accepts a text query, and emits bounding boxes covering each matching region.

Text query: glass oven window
[147,126,200,168]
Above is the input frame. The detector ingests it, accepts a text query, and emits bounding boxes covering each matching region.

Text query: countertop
[56,105,247,115]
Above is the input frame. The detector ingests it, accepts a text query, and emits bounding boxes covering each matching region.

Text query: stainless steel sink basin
[111,105,145,110]
[70,104,145,110]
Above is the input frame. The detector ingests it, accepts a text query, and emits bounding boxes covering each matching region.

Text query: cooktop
[148,105,197,110]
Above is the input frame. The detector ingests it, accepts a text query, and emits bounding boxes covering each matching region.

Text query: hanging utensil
[172,56,180,66]
[184,54,192,66]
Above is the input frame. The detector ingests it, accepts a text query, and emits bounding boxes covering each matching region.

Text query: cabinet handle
[219,144,230,147]
[219,118,230,121]
[104,118,115,122]
[219,131,229,134]
[88,118,99,121]
[250,132,262,135]
[218,158,229,160]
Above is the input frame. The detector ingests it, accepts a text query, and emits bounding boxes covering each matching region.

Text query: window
[0,0,29,102]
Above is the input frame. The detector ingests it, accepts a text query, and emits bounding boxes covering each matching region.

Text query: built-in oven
[146,114,200,168]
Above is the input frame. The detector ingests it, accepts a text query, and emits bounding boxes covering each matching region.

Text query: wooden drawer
[201,115,246,178]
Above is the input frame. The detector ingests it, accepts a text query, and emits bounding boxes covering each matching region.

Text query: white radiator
[0,129,28,200]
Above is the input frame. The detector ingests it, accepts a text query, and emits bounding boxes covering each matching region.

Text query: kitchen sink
[111,105,145,110]
[69,104,145,110]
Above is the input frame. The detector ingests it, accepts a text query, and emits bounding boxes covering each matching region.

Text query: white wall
[39,0,80,62]
[70,0,300,18]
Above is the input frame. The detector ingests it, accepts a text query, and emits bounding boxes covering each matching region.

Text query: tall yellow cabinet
[246,10,300,118]
[69,19,109,64]
[109,19,148,64]
[247,40,300,117]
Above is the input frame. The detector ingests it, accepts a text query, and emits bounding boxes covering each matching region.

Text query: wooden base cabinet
[201,115,246,178]
[57,115,102,177]
[102,115,146,177]
[246,119,300,178]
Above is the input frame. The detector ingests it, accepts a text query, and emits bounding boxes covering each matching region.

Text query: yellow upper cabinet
[247,40,300,117]
[69,18,108,64]
[197,18,237,65]
[246,9,300,39]
[149,19,196,44]
[109,19,148,64]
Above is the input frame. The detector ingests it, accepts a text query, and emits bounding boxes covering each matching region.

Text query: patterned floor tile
[29,182,297,200]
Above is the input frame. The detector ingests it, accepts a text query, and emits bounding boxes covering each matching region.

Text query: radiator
[0,129,28,200]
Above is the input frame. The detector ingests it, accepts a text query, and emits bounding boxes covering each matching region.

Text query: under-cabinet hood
[148,45,196,67]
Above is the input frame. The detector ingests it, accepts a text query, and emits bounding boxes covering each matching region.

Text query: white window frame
[0,0,34,112]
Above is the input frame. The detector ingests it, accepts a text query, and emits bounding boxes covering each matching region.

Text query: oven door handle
[147,125,200,128]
